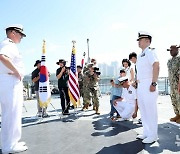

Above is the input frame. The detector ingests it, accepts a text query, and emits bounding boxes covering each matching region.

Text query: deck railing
[99,77,170,95]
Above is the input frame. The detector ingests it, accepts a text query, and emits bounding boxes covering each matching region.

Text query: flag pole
[72,40,78,116]
[38,40,61,121]
[81,52,86,68]
[72,40,76,48]
[87,38,90,63]
[68,40,81,117]
[83,52,86,59]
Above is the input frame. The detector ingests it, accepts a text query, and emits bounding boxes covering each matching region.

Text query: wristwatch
[151,82,157,86]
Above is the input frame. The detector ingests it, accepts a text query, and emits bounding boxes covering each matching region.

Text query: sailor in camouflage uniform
[82,63,93,110]
[167,45,180,124]
[88,66,100,114]
[77,65,83,97]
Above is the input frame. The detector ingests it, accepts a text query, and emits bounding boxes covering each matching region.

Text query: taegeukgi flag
[39,40,51,108]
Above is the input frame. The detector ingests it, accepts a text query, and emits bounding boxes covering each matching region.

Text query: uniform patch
[128,90,132,94]
[141,53,145,57]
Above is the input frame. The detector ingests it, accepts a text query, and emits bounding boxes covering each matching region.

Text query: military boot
[82,104,89,111]
[95,107,100,115]
[170,114,180,122]
[176,118,180,124]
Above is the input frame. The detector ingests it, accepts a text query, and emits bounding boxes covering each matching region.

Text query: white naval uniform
[114,85,137,119]
[136,46,159,139]
[0,38,24,152]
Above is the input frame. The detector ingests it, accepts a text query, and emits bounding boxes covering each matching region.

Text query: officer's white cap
[137,31,152,41]
[5,24,26,37]
[118,76,129,83]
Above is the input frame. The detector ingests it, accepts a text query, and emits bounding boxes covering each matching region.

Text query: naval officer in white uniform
[136,32,160,144]
[113,76,138,120]
[0,25,28,153]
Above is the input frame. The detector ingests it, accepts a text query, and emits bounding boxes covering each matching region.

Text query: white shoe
[142,137,158,144]
[136,134,147,140]
[3,144,28,154]
[17,141,26,146]
[116,118,125,121]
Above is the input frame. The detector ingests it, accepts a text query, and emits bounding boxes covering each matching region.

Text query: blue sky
[0,0,180,76]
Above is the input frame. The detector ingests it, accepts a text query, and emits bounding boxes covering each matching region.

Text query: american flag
[68,42,80,107]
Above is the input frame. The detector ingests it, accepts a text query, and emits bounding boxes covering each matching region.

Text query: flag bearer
[56,59,70,115]
[32,60,49,117]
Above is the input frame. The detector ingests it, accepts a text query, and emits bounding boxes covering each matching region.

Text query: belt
[0,73,11,75]
[136,78,152,83]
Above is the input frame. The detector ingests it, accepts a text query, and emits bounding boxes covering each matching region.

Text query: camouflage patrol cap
[167,45,180,51]
[91,58,96,63]
[77,65,82,69]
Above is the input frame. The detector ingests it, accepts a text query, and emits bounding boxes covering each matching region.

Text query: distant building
[98,61,120,77]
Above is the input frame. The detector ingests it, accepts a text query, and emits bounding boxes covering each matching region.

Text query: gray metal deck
[0,95,180,154]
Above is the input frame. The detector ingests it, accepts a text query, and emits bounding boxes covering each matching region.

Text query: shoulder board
[9,40,14,43]
[148,47,155,50]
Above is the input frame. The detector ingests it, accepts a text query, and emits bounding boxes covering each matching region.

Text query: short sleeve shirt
[113,77,123,97]
[56,67,69,88]
[32,68,40,91]
[120,65,133,81]
[0,38,24,75]
[121,85,137,104]
[136,47,159,80]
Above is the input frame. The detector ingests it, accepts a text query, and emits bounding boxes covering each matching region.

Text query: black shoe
[70,105,74,109]
[63,113,70,115]
[42,114,50,118]
[37,112,42,117]
[137,118,142,124]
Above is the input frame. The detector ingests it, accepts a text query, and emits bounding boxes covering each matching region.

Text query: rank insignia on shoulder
[9,40,13,43]
[128,90,132,94]
[141,53,145,57]
[149,47,155,50]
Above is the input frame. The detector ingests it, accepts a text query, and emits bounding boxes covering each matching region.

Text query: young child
[109,79,115,116]
[109,69,126,121]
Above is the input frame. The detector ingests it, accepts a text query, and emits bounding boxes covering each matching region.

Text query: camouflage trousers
[83,86,91,105]
[79,87,83,97]
[90,88,99,108]
[83,87,99,108]
[170,88,180,115]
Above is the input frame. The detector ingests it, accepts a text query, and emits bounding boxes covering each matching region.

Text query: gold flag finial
[42,40,46,54]
[72,40,76,54]
[72,40,76,47]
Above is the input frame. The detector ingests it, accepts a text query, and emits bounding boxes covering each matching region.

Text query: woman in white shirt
[121,59,135,83]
